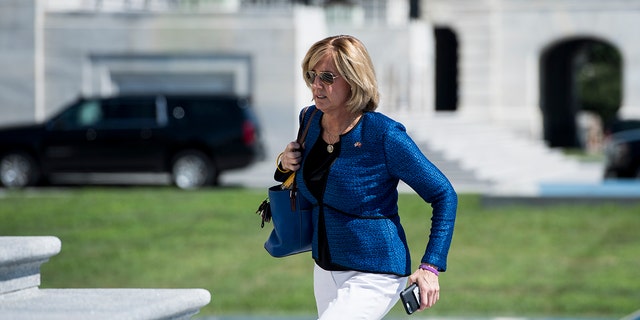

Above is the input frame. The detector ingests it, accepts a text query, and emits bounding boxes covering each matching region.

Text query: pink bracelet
[419,264,439,276]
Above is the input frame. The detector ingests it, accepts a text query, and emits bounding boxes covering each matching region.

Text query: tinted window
[168,98,242,127]
[50,99,102,130]
[99,97,157,129]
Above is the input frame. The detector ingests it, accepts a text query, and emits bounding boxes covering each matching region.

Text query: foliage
[576,41,622,127]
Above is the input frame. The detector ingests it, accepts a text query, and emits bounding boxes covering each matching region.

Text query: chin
[314,101,328,110]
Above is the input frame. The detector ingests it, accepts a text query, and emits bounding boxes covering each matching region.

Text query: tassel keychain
[255,172,294,228]
[256,198,271,228]
[258,170,296,227]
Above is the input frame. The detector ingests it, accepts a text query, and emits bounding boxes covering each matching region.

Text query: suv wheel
[0,152,40,188]
[171,150,215,189]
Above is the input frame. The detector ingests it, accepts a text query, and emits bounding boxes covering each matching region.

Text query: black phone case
[400,283,420,315]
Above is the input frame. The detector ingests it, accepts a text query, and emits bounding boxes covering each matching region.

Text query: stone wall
[0,0,42,124]
[426,0,640,138]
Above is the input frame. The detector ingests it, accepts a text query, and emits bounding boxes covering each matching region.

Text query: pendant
[327,144,334,153]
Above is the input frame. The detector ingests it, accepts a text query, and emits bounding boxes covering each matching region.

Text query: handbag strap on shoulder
[297,107,318,145]
[288,107,318,193]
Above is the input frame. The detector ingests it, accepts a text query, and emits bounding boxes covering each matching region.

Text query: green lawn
[0,187,638,318]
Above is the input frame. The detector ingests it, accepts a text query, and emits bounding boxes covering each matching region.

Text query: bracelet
[276,152,291,173]
[419,264,439,276]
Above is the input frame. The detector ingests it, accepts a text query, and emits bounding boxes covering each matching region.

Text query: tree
[576,41,622,129]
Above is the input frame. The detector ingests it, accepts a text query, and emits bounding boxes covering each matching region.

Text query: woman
[276,35,457,319]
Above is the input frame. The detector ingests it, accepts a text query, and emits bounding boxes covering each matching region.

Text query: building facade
[424,0,640,146]
[1,0,639,172]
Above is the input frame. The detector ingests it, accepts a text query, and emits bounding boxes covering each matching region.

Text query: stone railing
[44,0,295,12]
[0,236,211,319]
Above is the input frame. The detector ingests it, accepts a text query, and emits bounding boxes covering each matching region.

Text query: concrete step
[417,142,494,193]
[394,112,603,195]
[0,288,211,320]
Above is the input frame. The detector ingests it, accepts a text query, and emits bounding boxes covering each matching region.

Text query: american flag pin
[354,142,362,147]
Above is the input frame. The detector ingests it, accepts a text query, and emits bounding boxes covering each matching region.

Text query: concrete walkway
[197,316,622,320]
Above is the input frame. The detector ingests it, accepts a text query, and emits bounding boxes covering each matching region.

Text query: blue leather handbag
[257,108,317,257]
[263,183,312,257]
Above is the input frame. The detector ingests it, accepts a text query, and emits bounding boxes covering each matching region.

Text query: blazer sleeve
[384,122,458,271]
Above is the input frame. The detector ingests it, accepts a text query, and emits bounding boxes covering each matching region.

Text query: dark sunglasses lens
[319,72,335,84]
[305,71,315,83]
[305,71,335,84]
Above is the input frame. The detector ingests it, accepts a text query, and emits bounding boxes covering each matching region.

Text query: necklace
[323,113,361,153]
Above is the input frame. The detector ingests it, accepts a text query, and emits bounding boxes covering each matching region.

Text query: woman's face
[308,54,351,115]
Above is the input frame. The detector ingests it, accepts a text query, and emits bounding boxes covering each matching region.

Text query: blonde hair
[301,35,379,113]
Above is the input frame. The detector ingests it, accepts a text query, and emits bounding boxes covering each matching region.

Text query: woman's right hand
[280,141,302,172]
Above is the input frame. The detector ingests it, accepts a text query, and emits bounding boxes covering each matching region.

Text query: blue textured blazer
[296,106,458,276]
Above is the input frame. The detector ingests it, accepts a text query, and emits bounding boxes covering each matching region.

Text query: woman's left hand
[407,265,440,311]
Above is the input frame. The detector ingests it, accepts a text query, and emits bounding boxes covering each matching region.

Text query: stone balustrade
[0,236,211,319]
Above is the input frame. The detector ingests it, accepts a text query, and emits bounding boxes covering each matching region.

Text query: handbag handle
[286,107,318,210]
[296,106,317,147]
[281,107,318,189]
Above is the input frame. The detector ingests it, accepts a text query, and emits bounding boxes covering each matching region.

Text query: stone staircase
[414,141,494,193]
[0,236,211,319]
[394,112,603,195]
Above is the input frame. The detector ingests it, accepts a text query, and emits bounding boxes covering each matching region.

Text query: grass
[0,187,638,318]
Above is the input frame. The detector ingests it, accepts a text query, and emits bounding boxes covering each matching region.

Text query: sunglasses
[305,70,340,85]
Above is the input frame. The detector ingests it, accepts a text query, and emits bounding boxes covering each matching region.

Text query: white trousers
[314,263,408,320]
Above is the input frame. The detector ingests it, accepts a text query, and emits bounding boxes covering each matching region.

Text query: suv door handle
[140,128,152,139]
[86,128,97,141]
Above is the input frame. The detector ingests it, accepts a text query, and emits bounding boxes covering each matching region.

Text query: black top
[303,136,348,271]
[273,131,347,271]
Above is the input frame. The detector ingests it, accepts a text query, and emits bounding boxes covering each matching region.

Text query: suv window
[50,97,159,130]
[50,99,103,130]
[78,101,102,126]
[168,97,243,128]
[100,97,157,129]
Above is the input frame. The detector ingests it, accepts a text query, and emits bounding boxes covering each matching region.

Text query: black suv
[0,94,263,189]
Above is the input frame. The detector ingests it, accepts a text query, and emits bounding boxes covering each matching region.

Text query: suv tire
[0,152,40,188]
[171,150,216,189]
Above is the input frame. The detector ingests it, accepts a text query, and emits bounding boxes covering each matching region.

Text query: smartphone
[400,283,420,315]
